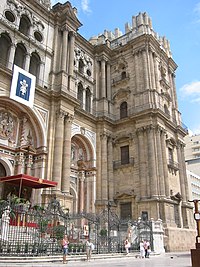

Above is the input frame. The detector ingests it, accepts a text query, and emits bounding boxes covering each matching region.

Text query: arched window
[78,58,84,74]
[120,101,128,119]
[29,52,40,81]
[0,33,11,67]
[77,83,83,107]
[19,15,31,36]
[85,88,91,112]
[13,43,26,69]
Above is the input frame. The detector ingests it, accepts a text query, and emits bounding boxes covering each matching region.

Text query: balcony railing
[167,159,179,171]
[113,157,134,169]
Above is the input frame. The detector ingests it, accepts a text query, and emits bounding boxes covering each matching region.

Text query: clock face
[194,213,200,220]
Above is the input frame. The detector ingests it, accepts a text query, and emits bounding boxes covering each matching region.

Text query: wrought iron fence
[0,197,153,256]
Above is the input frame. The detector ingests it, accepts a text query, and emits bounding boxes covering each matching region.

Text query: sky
[51,0,200,135]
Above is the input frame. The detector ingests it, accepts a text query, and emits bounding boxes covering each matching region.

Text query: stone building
[0,0,195,250]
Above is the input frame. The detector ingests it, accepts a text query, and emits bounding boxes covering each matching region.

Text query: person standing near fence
[85,238,92,261]
[62,235,69,264]
[124,237,130,255]
[139,240,145,258]
[143,239,150,258]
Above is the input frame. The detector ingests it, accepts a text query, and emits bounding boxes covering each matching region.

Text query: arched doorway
[0,162,6,177]
[70,134,96,214]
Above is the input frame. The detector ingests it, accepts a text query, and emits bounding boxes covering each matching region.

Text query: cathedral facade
[0,0,195,251]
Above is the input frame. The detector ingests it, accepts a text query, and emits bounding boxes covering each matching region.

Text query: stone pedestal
[191,243,200,267]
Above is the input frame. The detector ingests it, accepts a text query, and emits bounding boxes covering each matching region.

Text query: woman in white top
[139,240,145,258]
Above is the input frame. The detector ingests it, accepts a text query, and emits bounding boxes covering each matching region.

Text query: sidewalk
[0,251,143,264]
[0,252,192,267]
[0,251,192,266]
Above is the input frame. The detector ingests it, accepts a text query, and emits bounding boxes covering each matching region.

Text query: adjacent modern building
[187,170,200,200]
[0,0,195,251]
[185,134,200,177]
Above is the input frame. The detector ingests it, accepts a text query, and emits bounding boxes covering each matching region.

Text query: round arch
[0,97,47,147]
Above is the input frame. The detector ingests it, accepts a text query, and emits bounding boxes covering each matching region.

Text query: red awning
[0,174,57,189]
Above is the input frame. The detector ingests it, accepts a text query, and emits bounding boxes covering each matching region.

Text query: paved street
[0,252,192,267]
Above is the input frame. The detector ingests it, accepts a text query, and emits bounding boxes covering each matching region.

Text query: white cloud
[180,81,200,96]
[81,0,91,13]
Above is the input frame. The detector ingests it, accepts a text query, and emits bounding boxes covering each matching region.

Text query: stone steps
[0,252,141,263]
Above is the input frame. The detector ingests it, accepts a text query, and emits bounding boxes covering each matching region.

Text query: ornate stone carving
[0,110,14,140]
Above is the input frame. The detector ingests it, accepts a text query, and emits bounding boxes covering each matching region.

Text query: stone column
[156,126,165,196]
[177,141,186,202]
[107,63,111,101]
[91,170,96,213]
[25,155,33,175]
[107,135,114,201]
[68,31,75,76]
[8,43,16,70]
[147,125,158,197]
[96,128,102,202]
[86,173,91,213]
[61,114,73,194]
[154,54,160,91]
[82,87,86,110]
[180,142,189,202]
[52,23,59,72]
[52,110,65,191]
[61,26,69,72]
[101,58,106,98]
[79,171,85,213]
[95,59,100,99]
[16,152,24,174]
[142,49,149,89]
[90,93,93,114]
[149,50,156,89]
[101,131,108,200]
[24,53,31,72]
[134,52,140,92]
[38,61,45,87]
[137,128,147,199]
[171,73,178,107]
[68,31,75,91]
[160,130,170,197]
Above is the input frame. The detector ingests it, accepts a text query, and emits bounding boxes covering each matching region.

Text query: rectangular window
[120,202,132,219]
[168,148,173,162]
[121,145,129,165]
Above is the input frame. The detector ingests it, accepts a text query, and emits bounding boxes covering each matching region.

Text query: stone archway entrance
[0,163,6,177]
[70,134,96,214]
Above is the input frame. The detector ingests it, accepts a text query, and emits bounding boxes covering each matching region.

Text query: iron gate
[0,197,153,256]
